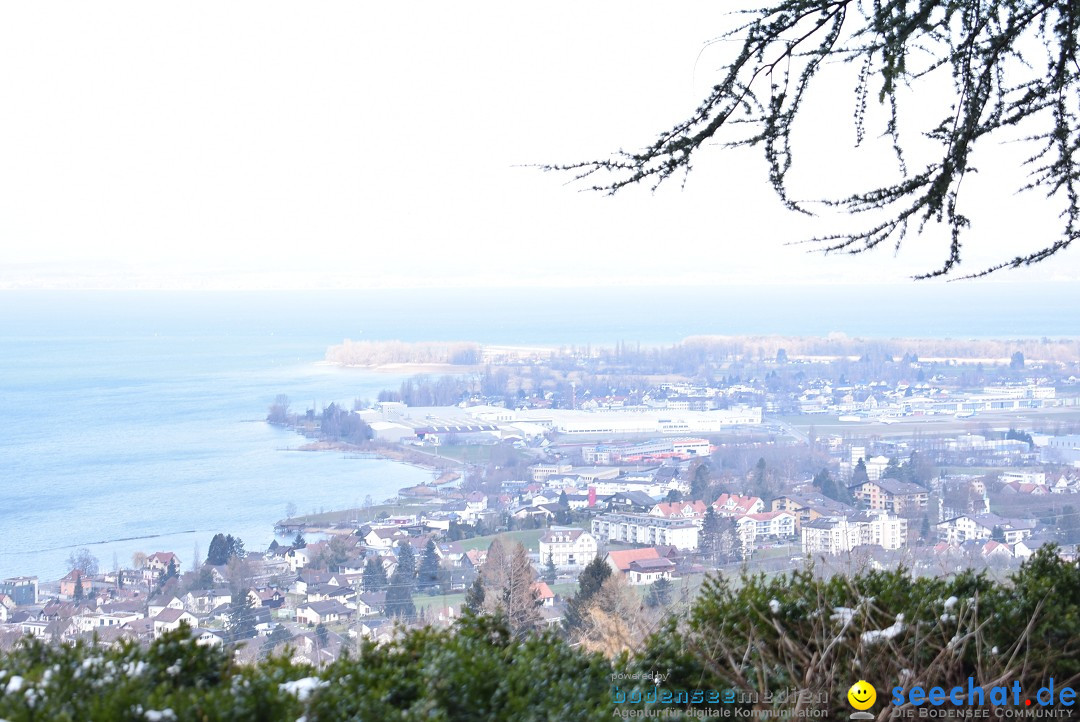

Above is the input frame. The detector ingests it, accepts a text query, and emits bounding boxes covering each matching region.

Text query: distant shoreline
[321,336,1080,367]
[317,361,480,374]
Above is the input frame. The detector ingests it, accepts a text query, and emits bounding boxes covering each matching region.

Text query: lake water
[0,285,1075,580]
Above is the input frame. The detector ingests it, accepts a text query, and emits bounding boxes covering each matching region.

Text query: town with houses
[4,341,1080,665]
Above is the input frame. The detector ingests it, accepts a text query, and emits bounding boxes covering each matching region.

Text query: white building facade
[801,513,908,554]
[591,513,699,550]
[538,528,599,569]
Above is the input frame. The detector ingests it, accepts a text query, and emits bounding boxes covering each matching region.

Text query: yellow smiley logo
[847,680,876,710]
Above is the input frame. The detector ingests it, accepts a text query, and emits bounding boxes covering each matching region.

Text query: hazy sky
[2,2,1077,289]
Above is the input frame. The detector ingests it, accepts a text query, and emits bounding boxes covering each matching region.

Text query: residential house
[1012,533,1057,560]
[510,503,559,522]
[148,595,186,618]
[849,478,929,514]
[604,491,657,512]
[625,558,676,586]
[21,619,51,638]
[464,492,488,515]
[145,552,180,575]
[937,513,1035,544]
[435,542,467,567]
[649,500,707,520]
[0,577,38,606]
[74,610,144,633]
[356,591,387,616]
[353,617,396,645]
[604,548,680,584]
[308,585,355,605]
[153,608,198,638]
[531,581,555,607]
[293,570,334,597]
[771,494,855,532]
[1001,481,1049,496]
[463,549,486,570]
[285,544,324,572]
[246,588,285,609]
[712,494,765,517]
[59,570,93,599]
[297,600,354,626]
[193,628,225,647]
[538,528,599,569]
[123,617,157,643]
[363,528,409,550]
[182,588,232,615]
[981,540,1014,560]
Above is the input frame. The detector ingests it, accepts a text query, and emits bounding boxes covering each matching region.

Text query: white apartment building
[538,528,599,569]
[1001,471,1047,486]
[841,447,890,481]
[587,477,687,498]
[734,511,797,546]
[1041,435,1080,466]
[937,513,1034,544]
[801,513,908,555]
[530,463,572,483]
[592,512,699,550]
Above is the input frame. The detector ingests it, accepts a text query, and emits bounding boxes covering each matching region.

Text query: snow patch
[280,677,328,702]
[831,607,856,624]
[4,676,23,694]
[944,596,958,610]
[861,614,905,644]
[769,599,780,614]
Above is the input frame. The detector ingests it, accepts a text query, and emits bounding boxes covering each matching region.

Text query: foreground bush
[0,613,612,722]
[633,546,1080,716]
[1,549,1078,719]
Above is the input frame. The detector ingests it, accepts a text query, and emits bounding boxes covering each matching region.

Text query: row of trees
[360,539,448,620]
[206,533,245,566]
[465,538,542,637]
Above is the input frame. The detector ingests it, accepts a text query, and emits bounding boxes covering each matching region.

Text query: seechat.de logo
[848,680,877,720]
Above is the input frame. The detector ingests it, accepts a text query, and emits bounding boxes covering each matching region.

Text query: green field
[428,444,499,464]
[458,529,546,553]
[414,591,468,615]
[286,501,439,527]
[549,582,577,597]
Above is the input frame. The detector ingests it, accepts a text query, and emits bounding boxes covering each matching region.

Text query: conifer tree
[362,557,388,593]
[543,553,558,585]
[852,459,870,486]
[395,541,417,588]
[645,577,673,608]
[463,577,485,614]
[563,557,612,634]
[418,539,441,592]
[228,589,257,641]
[385,571,415,619]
